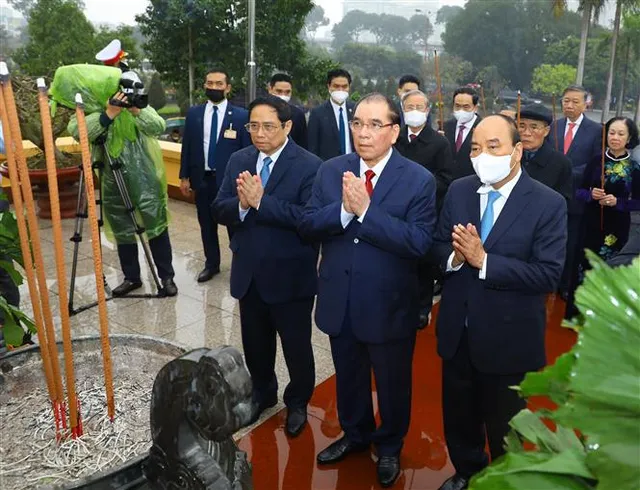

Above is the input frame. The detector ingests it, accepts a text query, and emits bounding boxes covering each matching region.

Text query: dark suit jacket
[548,115,602,214]
[212,140,321,304]
[523,141,573,202]
[299,150,437,344]
[179,102,251,190]
[394,125,453,211]
[433,171,567,374]
[444,115,482,181]
[289,103,308,149]
[307,100,355,161]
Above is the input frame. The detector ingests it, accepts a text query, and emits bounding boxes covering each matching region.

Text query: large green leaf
[0,296,33,347]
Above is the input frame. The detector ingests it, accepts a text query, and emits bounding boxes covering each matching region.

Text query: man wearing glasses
[213,95,321,437]
[300,93,436,488]
[180,67,251,283]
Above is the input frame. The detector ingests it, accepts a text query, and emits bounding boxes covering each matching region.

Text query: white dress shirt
[408,127,422,141]
[564,112,584,137]
[455,114,477,146]
[340,148,393,228]
[239,138,289,221]
[330,99,352,154]
[447,169,523,279]
[203,98,228,170]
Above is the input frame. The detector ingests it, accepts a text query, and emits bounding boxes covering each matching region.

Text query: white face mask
[330,90,349,104]
[403,110,428,128]
[453,110,475,124]
[276,94,291,103]
[471,148,516,185]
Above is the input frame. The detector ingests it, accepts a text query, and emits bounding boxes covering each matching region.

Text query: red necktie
[455,124,466,152]
[410,134,417,142]
[564,122,576,154]
[365,169,375,197]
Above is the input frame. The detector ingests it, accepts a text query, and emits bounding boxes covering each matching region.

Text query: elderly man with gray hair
[395,89,454,328]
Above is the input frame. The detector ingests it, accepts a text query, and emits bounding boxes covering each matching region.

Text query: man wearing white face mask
[267,73,308,149]
[395,90,453,328]
[308,68,355,161]
[444,87,483,181]
[432,115,567,490]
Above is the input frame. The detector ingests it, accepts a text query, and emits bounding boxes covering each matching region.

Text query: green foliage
[470,252,640,490]
[304,3,329,38]
[147,72,167,110]
[532,63,578,96]
[337,43,422,87]
[436,5,463,25]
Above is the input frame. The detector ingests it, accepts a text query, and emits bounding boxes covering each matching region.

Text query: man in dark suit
[212,96,321,437]
[395,74,432,128]
[444,87,482,180]
[180,67,251,283]
[433,115,567,490]
[395,89,453,327]
[308,68,355,161]
[547,85,602,308]
[518,104,572,201]
[267,73,308,149]
[300,93,437,488]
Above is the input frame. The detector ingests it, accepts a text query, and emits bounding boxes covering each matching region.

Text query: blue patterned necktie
[339,106,346,155]
[260,156,273,186]
[207,105,218,170]
[480,190,501,243]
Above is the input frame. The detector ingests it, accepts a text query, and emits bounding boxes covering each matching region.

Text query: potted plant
[0,74,81,219]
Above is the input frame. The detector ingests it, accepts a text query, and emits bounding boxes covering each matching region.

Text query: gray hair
[401,89,429,107]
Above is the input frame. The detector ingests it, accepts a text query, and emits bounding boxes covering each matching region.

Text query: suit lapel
[483,172,534,250]
[324,101,340,140]
[371,150,404,205]
[347,102,355,148]
[264,140,295,193]
[467,177,482,229]
[218,104,235,140]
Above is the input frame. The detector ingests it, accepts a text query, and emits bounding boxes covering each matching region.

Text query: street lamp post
[247,0,257,105]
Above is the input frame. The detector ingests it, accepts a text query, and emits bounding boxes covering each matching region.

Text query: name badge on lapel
[224,121,237,140]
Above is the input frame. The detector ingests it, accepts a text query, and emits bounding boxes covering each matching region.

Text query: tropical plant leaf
[0,259,23,286]
[0,296,30,347]
[517,351,575,405]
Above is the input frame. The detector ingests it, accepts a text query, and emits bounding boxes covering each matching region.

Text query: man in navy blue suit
[300,93,437,488]
[434,115,567,490]
[180,67,251,282]
[267,73,308,149]
[212,96,321,437]
[547,85,602,313]
[307,68,355,161]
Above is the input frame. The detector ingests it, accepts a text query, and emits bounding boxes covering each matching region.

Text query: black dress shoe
[285,407,307,437]
[377,455,400,488]
[316,436,370,465]
[162,278,178,297]
[112,280,143,297]
[438,474,469,490]
[418,310,431,330]
[247,396,278,425]
[197,267,220,283]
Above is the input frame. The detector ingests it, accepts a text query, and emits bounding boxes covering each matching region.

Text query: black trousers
[561,213,583,293]
[117,228,175,282]
[195,171,232,270]
[442,331,526,478]
[330,314,416,457]
[238,282,315,410]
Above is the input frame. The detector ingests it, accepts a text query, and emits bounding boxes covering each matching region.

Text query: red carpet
[237,294,576,489]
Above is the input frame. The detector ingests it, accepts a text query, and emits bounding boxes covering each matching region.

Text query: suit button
[354,238,359,244]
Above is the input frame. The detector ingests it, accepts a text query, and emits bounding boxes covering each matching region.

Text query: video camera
[109,71,148,109]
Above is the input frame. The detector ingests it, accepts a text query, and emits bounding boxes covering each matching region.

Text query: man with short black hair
[213,95,321,437]
[267,73,308,149]
[308,68,355,161]
[444,87,482,180]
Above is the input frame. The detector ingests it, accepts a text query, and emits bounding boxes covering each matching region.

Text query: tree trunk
[188,25,194,108]
[602,0,622,123]
[576,5,591,86]
[635,92,640,125]
[615,39,630,117]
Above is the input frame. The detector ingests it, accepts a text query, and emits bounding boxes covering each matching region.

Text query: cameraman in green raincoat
[61,41,177,297]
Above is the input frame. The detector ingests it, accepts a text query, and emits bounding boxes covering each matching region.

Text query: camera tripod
[68,140,165,316]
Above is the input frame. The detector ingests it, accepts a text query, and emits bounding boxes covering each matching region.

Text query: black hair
[453,87,479,106]
[562,85,587,101]
[605,117,640,149]
[269,73,292,87]
[326,68,352,85]
[248,95,292,123]
[354,93,401,126]
[206,67,230,85]
[398,74,421,89]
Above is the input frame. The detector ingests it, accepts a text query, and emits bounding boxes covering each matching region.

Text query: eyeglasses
[349,120,395,132]
[404,104,428,112]
[244,122,285,134]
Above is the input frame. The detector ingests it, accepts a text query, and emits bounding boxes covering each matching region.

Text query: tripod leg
[68,166,87,315]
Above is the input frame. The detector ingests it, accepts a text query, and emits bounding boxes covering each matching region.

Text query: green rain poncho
[50,64,168,244]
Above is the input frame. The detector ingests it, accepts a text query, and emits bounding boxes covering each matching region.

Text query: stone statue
[144,346,255,489]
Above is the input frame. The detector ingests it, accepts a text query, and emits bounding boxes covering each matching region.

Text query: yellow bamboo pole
[0,76,59,436]
[0,63,66,429]
[74,93,115,421]
[434,50,445,132]
[37,79,80,436]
